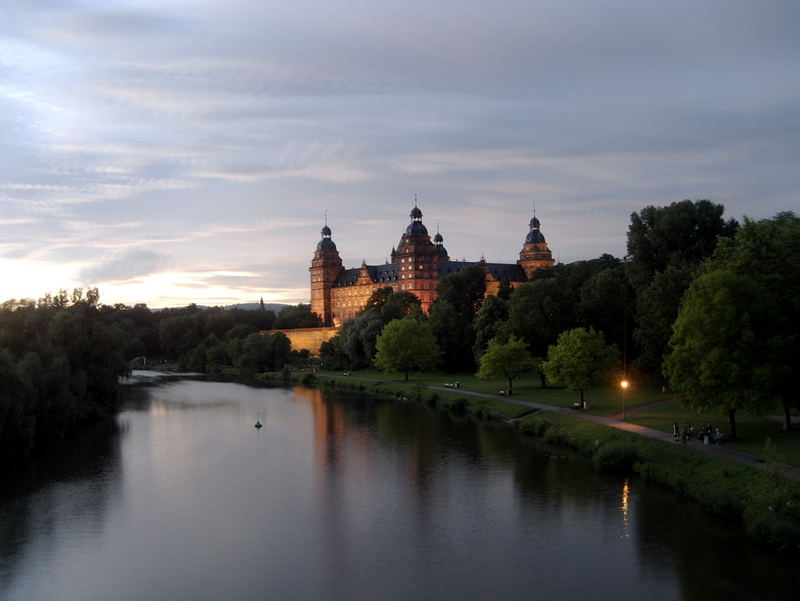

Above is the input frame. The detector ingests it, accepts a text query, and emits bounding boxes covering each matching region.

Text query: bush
[447,398,467,414]
[592,440,640,473]
[542,425,569,445]
[746,513,800,548]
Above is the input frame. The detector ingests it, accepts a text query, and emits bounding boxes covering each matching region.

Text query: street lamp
[620,379,630,421]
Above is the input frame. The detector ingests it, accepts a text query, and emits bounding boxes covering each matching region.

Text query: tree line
[322,201,799,436]
[0,295,320,458]
[2,200,796,456]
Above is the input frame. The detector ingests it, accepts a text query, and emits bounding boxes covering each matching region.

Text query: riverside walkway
[321,374,800,482]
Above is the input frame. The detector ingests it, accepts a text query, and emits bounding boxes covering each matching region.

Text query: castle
[310,204,555,326]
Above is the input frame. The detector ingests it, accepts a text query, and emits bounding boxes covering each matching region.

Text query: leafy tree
[205,343,231,375]
[477,335,535,395]
[632,265,697,375]
[627,199,737,288]
[507,275,575,358]
[626,200,737,376]
[543,327,619,406]
[428,265,486,373]
[577,264,629,352]
[339,311,385,368]
[706,212,800,430]
[379,291,421,323]
[236,332,291,375]
[373,318,440,380]
[362,287,394,314]
[273,304,322,329]
[472,294,509,361]
[429,300,475,372]
[663,269,785,439]
[436,264,486,317]
[507,256,620,360]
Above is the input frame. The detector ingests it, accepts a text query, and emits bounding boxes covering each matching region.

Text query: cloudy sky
[2,0,798,307]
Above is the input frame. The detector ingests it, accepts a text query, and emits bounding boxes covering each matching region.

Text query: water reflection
[621,478,631,538]
[1,382,798,601]
[0,420,122,599]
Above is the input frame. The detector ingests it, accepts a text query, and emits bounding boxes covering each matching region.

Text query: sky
[1,0,798,308]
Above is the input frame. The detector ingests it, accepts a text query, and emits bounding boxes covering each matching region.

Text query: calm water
[1,379,797,601]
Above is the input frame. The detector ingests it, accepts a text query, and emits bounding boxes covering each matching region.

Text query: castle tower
[433,228,449,262]
[517,213,555,279]
[309,223,343,326]
[394,202,440,312]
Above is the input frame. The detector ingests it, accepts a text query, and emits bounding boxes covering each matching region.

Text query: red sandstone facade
[310,204,555,326]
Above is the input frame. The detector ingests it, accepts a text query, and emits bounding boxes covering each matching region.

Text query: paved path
[323,375,800,482]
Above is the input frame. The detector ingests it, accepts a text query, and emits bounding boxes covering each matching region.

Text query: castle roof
[404,220,429,236]
[525,215,546,244]
[316,222,338,251]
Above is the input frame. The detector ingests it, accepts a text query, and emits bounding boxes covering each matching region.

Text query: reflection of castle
[310,203,555,326]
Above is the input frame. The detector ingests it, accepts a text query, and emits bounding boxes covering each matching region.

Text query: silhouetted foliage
[0,291,127,460]
[273,304,321,329]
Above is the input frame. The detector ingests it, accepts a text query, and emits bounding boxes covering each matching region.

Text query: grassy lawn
[313,368,800,467]
[315,369,665,416]
[628,399,800,468]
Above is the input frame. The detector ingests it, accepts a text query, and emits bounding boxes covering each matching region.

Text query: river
[1,378,797,601]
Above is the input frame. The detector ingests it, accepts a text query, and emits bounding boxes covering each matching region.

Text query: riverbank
[259,370,800,549]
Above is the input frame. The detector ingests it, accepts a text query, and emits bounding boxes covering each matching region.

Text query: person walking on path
[673,422,679,442]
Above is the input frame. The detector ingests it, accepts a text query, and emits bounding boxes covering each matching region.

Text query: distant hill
[229,302,289,313]
[151,302,290,313]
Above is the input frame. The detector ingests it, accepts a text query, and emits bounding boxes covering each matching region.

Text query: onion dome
[525,215,546,244]
[410,205,423,220]
[316,221,337,251]
[317,238,337,251]
[433,231,443,243]
[405,220,428,236]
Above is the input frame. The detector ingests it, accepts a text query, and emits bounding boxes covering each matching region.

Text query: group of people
[673,422,725,445]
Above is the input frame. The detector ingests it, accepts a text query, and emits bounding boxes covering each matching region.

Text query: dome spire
[529,203,540,230]
[410,193,423,220]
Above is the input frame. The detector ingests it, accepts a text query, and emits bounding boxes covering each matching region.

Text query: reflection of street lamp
[620,379,630,421]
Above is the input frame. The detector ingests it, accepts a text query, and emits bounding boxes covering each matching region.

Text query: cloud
[0,0,797,305]
[79,249,173,284]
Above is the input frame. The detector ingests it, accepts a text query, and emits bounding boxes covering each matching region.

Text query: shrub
[592,440,641,472]
[542,425,569,445]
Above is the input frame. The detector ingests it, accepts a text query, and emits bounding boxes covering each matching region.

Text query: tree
[507,275,575,358]
[577,264,630,352]
[273,304,321,329]
[472,294,509,361]
[477,335,535,395]
[378,291,421,323]
[436,264,486,317]
[632,265,697,375]
[626,200,737,377]
[663,270,785,439]
[706,212,800,430]
[339,311,385,368]
[235,332,291,375]
[373,318,440,380]
[428,264,486,373]
[362,287,394,314]
[627,199,737,288]
[429,300,475,372]
[542,327,619,406]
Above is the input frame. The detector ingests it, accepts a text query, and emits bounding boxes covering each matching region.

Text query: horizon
[2,1,797,307]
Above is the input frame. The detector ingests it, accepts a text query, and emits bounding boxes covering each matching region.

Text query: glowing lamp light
[620,379,630,389]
